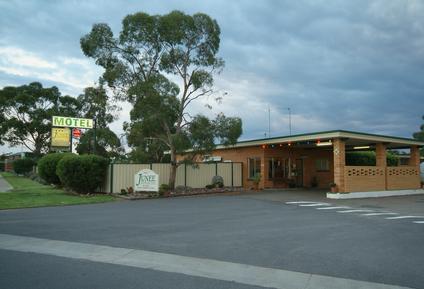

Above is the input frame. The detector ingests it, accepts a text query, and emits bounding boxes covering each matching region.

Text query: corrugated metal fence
[100,162,243,193]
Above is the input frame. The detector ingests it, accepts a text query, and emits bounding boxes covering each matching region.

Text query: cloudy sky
[1,0,423,153]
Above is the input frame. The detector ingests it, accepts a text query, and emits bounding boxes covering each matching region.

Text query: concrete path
[0,233,412,289]
[0,174,12,192]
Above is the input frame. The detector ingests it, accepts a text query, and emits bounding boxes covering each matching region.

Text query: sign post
[134,169,159,192]
[51,116,93,153]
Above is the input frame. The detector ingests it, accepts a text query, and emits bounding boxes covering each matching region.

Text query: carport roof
[216,130,424,150]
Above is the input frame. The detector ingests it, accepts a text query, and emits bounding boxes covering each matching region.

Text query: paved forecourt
[1,193,423,288]
[0,233,412,289]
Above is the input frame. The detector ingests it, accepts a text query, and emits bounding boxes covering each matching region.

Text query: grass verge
[0,172,116,210]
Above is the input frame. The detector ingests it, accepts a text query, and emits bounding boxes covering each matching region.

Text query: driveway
[0,174,12,192]
[1,192,423,289]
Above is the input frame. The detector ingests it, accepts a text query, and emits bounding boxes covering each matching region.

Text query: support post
[333,138,346,192]
[409,146,420,167]
[93,116,97,154]
[375,143,387,190]
[375,143,387,167]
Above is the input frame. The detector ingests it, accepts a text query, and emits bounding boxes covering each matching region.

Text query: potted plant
[253,173,261,190]
[329,182,337,193]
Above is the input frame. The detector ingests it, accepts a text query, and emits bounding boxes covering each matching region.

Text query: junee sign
[51,127,71,147]
[52,116,93,129]
[134,169,159,192]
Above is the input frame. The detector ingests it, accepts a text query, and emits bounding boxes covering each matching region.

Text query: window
[248,158,261,179]
[315,159,330,171]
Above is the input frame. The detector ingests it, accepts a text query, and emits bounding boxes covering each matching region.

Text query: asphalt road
[1,192,423,289]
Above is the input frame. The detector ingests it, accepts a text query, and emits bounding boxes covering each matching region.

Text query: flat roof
[215,130,424,150]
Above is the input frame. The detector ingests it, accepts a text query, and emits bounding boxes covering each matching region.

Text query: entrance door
[268,158,285,180]
[295,159,304,187]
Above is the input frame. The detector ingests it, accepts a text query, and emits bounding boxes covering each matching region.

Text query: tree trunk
[168,148,177,190]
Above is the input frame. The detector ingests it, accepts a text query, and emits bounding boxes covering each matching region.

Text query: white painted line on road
[0,234,412,289]
[285,201,317,204]
[337,209,375,213]
[413,221,424,224]
[385,216,424,220]
[361,212,399,216]
[316,206,351,210]
[299,203,330,207]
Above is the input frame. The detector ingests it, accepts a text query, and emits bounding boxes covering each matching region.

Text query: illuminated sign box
[52,116,93,129]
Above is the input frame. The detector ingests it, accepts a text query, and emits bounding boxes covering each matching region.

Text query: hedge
[346,151,398,166]
[56,154,108,194]
[38,153,72,185]
[13,158,35,175]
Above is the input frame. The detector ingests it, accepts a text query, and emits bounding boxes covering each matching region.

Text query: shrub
[38,153,72,185]
[57,154,109,194]
[159,184,170,196]
[13,158,35,175]
[346,151,399,166]
[212,175,224,188]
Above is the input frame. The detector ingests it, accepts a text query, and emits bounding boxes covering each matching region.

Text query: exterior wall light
[353,145,370,149]
[316,141,332,146]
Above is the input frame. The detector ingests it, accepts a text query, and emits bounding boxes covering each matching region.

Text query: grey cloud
[0,0,423,144]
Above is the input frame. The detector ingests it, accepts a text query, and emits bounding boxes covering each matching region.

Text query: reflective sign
[52,116,93,129]
[51,127,70,147]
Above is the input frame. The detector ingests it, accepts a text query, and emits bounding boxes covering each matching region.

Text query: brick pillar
[260,154,266,189]
[375,143,387,167]
[409,146,420,167]
[333,138,346,192]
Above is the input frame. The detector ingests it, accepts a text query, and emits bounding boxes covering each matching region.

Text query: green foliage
[56,154,109,194]
[0,82,82,155]
[211,175,224,188]
[13,159,35,175]
[253,173,261,185]
[159,183,170,196]
[346,151,398,166]
[0,172,115,209]
[81,11,242,189]
[77,85,118,128]
[38,153,72,185]
[76,128,122,159]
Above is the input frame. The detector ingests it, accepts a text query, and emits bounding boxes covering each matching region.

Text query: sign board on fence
[51,127,71,149]
[134,169,159,192]
[52,116,93,129]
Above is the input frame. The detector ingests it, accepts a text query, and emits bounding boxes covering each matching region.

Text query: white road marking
[299,203,330,207]
[361,212,399,216]
[285,201,317,204]
[0,234,412,289]
[413,221,424,224]
[385,216,424,220]
[337,209,376,213]
[316,206,351,210]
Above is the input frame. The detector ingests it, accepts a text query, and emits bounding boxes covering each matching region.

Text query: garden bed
[115,186,243,200]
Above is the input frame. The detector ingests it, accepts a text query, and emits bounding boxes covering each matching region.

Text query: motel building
[207,130,424,198]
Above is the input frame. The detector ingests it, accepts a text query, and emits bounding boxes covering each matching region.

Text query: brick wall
[211,146,333,189]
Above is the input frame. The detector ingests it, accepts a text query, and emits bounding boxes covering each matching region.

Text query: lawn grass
[0,172,116,210]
